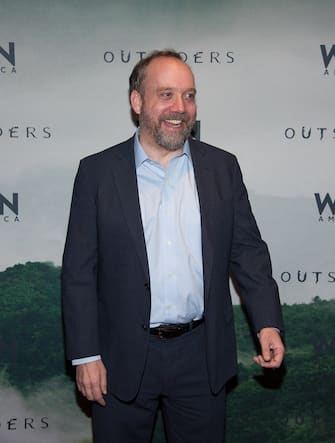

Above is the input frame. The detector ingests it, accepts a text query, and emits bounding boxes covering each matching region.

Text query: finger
[253,354,270,367]
[91,369,106,405]
[260,337,274,362]
[269,346,285,367]
[91,383,106,406]
[76,369,98,399]
[79,378,105,405]
[253,355,262,366]
[260,335,284,364]
[76,373,87,395]
[100,367,107,396]
[254,348,284,368]
[261,346,272,362]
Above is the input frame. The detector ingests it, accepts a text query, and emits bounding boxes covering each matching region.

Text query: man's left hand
[253,328,285,369]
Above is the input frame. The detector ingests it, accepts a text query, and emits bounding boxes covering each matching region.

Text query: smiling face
[130,56,197,153]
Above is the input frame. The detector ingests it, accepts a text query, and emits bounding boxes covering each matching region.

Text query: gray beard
[139,111,195,151]
[154,125,192,151]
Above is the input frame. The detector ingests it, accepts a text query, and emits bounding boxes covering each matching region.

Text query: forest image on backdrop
[0,262,334,443]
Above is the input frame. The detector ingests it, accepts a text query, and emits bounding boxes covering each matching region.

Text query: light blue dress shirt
[134,132,204,326]
[72,133,204,365]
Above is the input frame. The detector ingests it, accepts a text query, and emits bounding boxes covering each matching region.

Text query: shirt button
[167,240,172,246]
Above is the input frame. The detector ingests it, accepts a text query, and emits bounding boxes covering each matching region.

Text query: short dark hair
[128,49,183,102]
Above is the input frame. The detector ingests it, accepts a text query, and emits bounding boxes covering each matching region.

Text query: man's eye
[185,92,195,101]
[161,92,172,99]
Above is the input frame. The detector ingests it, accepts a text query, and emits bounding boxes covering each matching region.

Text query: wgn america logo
[284,126,335,142]
[103,49,235,65]
[0,42,16,74]
[315,193,335,223]
[0,193,20,223]
[320,44,335,76]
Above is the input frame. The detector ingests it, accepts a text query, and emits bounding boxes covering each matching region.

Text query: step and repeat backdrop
[1,0,334,442]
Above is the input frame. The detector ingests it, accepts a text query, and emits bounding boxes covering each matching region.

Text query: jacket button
[142,324,148,330]
[144,282,150,290]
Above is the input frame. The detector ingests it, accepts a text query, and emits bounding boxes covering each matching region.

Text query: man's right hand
[76,360,107,406]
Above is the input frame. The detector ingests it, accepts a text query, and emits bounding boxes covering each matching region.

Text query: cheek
[186,103,197,118]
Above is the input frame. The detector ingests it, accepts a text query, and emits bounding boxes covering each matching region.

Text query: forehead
[144,56,195,90]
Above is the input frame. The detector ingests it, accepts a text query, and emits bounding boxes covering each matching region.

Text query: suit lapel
[190,140,214,304]
[112,138,150,281]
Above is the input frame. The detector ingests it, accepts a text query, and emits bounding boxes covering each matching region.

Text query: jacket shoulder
[190,138,239,165]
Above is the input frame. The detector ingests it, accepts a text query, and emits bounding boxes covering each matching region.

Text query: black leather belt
[150,318,204,339]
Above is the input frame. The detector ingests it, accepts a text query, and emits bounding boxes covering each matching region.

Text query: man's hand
[76,360,107,406]
[253,328,285,369]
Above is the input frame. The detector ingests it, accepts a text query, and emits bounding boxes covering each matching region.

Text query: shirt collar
[134,128,191,169]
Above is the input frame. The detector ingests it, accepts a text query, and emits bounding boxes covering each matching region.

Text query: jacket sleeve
[62,159,100,360]
[229,156,284,335]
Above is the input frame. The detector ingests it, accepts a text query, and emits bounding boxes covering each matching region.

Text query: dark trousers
[92,324,226,442]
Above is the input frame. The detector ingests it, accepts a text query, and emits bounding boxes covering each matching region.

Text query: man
[62,49,285,442]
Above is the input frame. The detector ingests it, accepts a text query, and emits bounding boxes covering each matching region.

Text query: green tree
[0,262,64,389]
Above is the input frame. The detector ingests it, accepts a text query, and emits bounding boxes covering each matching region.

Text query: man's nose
[172,94,186,113]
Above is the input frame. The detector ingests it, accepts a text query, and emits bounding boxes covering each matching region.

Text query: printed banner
[1,1,334,441]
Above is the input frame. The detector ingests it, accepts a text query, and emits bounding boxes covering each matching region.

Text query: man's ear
[130,90,142,115]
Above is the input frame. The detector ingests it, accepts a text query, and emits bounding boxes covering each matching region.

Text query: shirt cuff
[72,355,101,366]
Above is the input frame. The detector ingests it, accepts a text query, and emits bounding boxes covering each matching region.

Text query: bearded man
[62,49,284,443]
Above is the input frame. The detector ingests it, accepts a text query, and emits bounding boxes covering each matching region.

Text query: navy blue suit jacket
[62,136,284,401]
